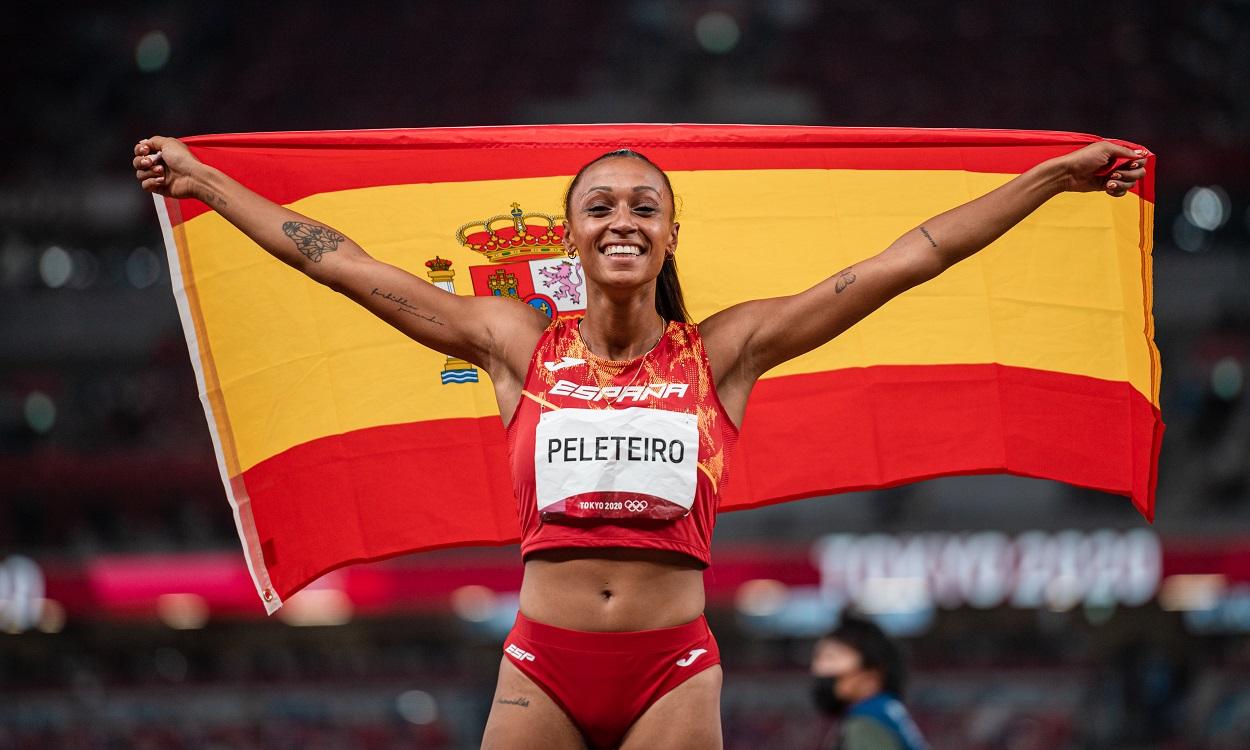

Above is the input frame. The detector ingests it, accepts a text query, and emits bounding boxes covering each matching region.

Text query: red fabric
[168,124,1153,223]
[731,363,1164,521]
[506,318,739,566]
[503,611,720,749]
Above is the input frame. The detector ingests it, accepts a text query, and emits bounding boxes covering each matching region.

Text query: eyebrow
[584,185,662,196]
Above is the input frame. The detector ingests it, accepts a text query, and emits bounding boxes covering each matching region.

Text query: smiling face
[563,156,679,293]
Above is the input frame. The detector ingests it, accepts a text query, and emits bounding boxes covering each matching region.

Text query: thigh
[480,656,587,750]
[619,665,723,750]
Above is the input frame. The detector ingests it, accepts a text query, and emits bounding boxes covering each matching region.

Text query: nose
[607,206,639,234]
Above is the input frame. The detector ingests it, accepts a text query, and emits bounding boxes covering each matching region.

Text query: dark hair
[824,614,908,698]
[563,149,691,324]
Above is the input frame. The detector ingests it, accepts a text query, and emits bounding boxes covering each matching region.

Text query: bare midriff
[519,548,706,632]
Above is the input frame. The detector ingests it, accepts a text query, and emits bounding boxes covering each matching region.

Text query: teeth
[603,244,642,256]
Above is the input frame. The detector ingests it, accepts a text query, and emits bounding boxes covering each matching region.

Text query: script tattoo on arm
[201,190,227,209]
[496,697,530,707]
[919,226,938,247]
[834,265,857,294]
[282,221,346,262]
[370,287,445,326]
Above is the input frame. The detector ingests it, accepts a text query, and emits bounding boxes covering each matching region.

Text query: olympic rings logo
[624,500,649,513]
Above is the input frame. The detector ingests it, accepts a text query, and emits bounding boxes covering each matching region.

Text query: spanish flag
[154,125,1162,612]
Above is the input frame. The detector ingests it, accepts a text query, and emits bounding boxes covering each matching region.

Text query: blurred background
[3,1,1250,748]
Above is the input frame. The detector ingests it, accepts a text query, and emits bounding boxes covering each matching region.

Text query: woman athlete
[133,135,1146,749]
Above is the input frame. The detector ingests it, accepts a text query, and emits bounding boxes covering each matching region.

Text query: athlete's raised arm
[132,136,549,377]
[702,140,1148,400]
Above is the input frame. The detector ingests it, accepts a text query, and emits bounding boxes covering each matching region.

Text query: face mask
[811,675,850,716]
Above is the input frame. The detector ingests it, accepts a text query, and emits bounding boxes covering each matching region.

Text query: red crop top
[505,317,739,566]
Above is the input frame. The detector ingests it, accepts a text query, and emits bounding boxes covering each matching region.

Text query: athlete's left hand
[1053,140,1149,197]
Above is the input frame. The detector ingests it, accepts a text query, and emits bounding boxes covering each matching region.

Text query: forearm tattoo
[282,221,345,262]
[371,287,445,326]
[834,265,857,294]
[202,190,227,209]
[496,697,530,707]
[919,226,938,247]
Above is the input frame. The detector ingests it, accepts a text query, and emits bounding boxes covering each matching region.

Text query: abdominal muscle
[519,547,706,632]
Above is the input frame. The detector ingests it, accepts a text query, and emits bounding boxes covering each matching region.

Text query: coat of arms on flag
[426,203,587,384]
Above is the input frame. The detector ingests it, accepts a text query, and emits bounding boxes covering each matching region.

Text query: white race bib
[534,407,698,521]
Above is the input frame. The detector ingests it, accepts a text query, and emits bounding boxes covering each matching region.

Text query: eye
[634,205,659,216]
[584,204,611,216]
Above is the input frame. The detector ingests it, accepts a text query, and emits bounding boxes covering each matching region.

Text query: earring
[567,246,578,259]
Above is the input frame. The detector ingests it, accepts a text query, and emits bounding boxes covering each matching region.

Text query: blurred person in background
[810,614,928,750]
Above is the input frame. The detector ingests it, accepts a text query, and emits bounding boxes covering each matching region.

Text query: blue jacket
[836,692,928,750]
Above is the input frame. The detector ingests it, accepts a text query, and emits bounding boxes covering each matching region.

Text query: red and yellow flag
[154,125,1162,612]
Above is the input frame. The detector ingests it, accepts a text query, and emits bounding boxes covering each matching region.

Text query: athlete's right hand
[132,136,202,200]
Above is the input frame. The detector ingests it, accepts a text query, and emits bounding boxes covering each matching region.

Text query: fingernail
[1108,181,1118,189]
[1135,149,1144,155]
[1113,173,1121,179]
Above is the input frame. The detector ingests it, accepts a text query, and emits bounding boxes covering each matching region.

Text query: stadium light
[1159,574,1226,612]
[734,579,789,617]
[156,593,209,630]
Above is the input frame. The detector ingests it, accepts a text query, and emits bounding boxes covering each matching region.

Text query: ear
[561,218,574,252]
[666,221,680,256]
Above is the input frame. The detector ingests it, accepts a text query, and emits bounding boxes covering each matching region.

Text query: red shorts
[502,611,721,749]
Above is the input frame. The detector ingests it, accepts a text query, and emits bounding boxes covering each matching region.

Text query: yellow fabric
[177,169,1154,474]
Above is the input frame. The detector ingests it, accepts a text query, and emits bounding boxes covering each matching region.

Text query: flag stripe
[1138,198,1161,404]
[170,124,1152,224]
[238,362,1162,601]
